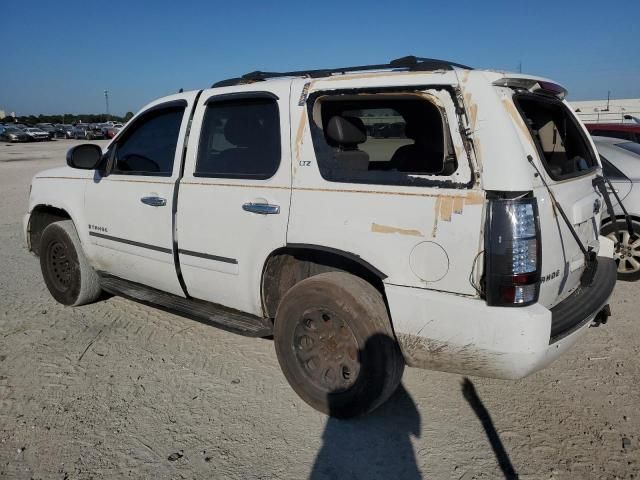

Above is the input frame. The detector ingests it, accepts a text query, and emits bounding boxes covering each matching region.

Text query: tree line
[2,112,135,125]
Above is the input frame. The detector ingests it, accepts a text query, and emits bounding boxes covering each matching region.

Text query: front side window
[195,97,280,179]
[308,94,457,186]
[112,106,185,176]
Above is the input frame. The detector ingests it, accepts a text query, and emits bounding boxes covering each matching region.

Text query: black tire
[39,220,102,306]
[601,219,640,281]
[274,272,404,418]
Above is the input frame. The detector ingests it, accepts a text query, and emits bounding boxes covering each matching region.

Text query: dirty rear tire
[40,220,102,306]
[274,272,404,418]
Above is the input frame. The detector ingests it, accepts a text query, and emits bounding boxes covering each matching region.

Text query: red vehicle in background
[105,123,123,139]
[586,123,640,143]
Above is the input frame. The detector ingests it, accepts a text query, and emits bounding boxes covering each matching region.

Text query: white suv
[25,56,618,417]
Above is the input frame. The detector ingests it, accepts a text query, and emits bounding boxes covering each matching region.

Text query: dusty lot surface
[1,140,639,479]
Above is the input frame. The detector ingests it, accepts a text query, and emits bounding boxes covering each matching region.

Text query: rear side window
[599,156,628,180]
[515,94,597,180]
[617,142,640,156]
[308,95,457,186]
[113,106,185,176]
[195,97,280,179]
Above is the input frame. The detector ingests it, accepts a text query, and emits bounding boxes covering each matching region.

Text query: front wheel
[39,220,102,306]
[274,272,404,418]
[602,219,640,281]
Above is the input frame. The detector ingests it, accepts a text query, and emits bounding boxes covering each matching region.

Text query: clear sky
[1,0,638,116]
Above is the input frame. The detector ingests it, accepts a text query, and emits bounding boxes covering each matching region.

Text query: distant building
[0,109,6,119]
[569,98,640,124]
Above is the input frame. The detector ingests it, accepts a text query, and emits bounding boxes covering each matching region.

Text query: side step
[99,274,273,338]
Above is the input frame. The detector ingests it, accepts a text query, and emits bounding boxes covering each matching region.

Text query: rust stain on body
[371,223,423,237]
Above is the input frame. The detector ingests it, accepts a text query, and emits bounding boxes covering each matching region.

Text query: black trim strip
[205,91,279,104]
[178,249,238,265]
[89,231,172,254]
[173,89,204,298]
[286,243,387,279]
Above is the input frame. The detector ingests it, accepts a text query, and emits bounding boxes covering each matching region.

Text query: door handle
[242,202,280,215]
[140,196,167,207]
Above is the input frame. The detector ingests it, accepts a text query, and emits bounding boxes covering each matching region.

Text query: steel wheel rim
[606,230,640,274]
[46,240,72,291]
[293,308,360,393]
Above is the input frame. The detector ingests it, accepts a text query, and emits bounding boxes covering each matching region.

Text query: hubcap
[47,240,72,291]
[606,230,640,274]
[293,309,360,393]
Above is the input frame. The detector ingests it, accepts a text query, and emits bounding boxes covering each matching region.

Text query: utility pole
[104,90,110,121]
[606,90,610,111]
[518,60,522,73]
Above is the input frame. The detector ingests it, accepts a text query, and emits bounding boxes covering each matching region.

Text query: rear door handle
[140,196,167,207]
[242,202,280,215]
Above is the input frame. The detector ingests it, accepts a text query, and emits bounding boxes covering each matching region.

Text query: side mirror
[66,144,102,169]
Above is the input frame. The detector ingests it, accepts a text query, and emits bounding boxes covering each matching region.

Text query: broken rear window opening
[308,93,459,187]
[514,94,598,180]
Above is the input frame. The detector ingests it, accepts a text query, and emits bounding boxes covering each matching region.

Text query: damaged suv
[25,56,618,417]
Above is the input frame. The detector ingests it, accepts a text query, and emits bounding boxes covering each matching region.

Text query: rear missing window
[515,94,597,180]
[308,94,458,186]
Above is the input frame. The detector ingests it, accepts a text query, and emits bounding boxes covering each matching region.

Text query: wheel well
[601,214,640,226]
[28,205,71,255]
[261,246,386,319]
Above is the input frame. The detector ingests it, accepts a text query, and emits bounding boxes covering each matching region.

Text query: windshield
[617,142,640,157]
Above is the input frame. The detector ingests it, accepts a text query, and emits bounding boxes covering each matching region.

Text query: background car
[86,124,105,139]
[0,126,31,142]
[23,127,50,141]
[594,136,640,281]
[71,124,88,139]
[587,123,640,143]
[105,123,122,138]
[54,124,74,138]
[35,123,57,140]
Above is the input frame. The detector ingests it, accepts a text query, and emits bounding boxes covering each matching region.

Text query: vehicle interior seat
[389,123,446,174]
[216,115,274,175]
[325,115,370,171]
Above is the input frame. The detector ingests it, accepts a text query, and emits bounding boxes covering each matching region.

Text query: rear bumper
[549,257,617,342]
[386,257,617,379]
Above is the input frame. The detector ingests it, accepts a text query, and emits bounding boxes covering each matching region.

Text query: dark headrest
[224,115,263,147]
[326,116,367,146]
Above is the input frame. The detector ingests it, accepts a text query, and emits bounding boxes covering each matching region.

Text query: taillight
[484,197,541,306]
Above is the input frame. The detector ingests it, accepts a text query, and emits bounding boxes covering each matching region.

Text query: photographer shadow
[309,333,422,480]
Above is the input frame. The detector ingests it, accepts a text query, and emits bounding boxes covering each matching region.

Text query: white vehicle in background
[593,136,640,280]
[24,56,618,417]
[23,127,50,141]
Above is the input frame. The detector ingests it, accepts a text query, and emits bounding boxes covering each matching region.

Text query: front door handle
[242,202,280,215]
[140,196,167,207]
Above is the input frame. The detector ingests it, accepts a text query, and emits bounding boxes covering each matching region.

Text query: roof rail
[211,55,472,88]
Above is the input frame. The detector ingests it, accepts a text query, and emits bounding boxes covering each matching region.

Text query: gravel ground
[0,140,639,479]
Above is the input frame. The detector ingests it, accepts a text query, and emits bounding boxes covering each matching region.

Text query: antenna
[104,90,110,120]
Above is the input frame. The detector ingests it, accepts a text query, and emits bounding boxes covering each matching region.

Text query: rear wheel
[40,220,102,306]
[274,272,404,418]
[602,219,640,281]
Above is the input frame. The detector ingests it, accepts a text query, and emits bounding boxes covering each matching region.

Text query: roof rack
[211,55,472,88]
